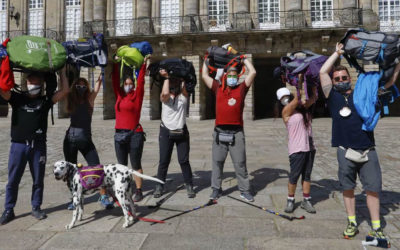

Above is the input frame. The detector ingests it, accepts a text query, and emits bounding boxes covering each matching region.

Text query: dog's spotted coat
[53,160,164,229]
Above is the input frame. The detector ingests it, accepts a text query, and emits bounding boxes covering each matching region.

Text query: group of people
[0,42,399,243]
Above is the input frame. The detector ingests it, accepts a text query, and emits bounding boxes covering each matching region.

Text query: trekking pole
[147,183,185,209]
[150,199,217,225]
[227,195,305,221]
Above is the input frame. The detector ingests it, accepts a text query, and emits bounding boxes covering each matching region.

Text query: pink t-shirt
[286,112,314,155]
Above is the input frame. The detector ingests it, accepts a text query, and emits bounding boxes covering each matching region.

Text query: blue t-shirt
[327,90,375,149]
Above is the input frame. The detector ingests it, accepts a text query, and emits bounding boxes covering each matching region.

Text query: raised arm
[384,62,400,89]
[282,93,299,124]
[52,67,70,104]
[244,58,256,87]
[201,62,214,89]
[320,43,343,98]
[160,69,171,103]
[89,73,102,107]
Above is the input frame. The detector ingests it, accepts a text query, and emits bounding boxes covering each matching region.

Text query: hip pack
[78,164,105,190]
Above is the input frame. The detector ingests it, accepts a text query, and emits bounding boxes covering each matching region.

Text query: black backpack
[149,58,197,103]
[204,46,244,77]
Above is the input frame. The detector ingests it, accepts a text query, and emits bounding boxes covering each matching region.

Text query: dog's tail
[127,168,165,184]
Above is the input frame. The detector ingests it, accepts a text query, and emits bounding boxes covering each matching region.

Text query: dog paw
[122,222,129,228]
[65,224,72,230]
[128,216,134,222]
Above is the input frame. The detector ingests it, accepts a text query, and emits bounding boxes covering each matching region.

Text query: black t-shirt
[327,89,375,150]
[70,101,93,134]
[8,91,54,142]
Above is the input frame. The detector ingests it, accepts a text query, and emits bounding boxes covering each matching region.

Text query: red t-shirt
[212,80,249,127]
[112,63,146,132]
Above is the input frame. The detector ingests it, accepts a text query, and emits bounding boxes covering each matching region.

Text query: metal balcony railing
[82,9,363,38]
[0,29,63,42]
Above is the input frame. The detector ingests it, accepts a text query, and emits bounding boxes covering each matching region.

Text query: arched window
[65,0,81,40]
[160,0,180,34]
[115,0,133,36]
[379,0,400,31]
[258,0,280,29]
[208,0,229,31]
[310,0,333,27]
[0,0,7,41]
[29,0,44,36]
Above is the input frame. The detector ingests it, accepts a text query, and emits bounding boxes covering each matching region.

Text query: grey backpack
[340,29,400,82]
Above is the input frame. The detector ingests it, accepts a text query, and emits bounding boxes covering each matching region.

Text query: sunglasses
[75,85,87,89]
[333,76,349,82]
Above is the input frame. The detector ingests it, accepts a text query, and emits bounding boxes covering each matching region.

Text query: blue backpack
[130,41,153,57]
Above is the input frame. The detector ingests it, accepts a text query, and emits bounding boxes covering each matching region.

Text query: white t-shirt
[161,94,187,130]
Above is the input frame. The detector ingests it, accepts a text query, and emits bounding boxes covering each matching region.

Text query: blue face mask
[226,77,238,87]
[333,81,351,93]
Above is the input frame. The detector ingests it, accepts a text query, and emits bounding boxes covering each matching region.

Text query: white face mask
[124,85,133,94]
[280,96,290,106]
[27,85,41,95]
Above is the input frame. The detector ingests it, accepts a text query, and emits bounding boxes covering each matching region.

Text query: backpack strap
[46,40,54,71]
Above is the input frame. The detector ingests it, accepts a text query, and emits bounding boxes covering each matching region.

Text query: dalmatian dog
[53,160,164,229]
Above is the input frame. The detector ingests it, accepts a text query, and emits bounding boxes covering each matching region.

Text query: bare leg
[366,191,380,221]
[343,189,356,216]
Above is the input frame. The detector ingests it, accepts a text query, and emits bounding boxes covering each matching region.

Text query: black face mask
[77,87,87,96]
[333,82,351,93]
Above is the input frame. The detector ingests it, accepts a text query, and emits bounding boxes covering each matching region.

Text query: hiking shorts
[337,147,382,193]
[288,150,315,184]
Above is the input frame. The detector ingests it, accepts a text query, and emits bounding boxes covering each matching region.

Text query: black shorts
[288,150,315,184]
[337,147,382,193]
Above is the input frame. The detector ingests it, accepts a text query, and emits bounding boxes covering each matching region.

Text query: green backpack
[115,45,144,85]
[7,35,66,72]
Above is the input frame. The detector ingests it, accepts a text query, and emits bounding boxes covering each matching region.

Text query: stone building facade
[1,0,400,119]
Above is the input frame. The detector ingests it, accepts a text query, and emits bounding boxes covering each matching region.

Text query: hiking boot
[300,199,316,213]
[209,188,222,200]
[133,189,143,202]
[240,192,254,202]
[31,207,47,220]
[67,201,75,210]
[0,210,15,225]
[186,184,196,198]
[99,195,114,209]
[343,220,359,239]
[284,199,295,213]
[153,184,164,198]
[368,227,390,244]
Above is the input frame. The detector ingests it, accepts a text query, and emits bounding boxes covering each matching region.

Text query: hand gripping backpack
[62,33,108,87]
[7,35,66,72]
[340,29,400,113]
[115,45,144,85]
[277,50,328,99]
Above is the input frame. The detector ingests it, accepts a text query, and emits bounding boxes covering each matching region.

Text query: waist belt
[115,124,141,133]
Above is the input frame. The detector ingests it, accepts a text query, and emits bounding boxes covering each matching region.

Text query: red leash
[111,195,165,224]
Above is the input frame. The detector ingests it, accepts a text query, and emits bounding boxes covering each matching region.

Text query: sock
[372,220,381,230]
[348,215,357,226]
[303,193,310,200]
[288,194,294,200]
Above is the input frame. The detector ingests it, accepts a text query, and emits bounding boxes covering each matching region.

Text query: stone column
[243,54,254,120]
[152,0,161,33]
[362,0,378,30]
[285,0,305,28]
[136,0,152,34]
[84,0,94,22]
[183,0,199,32]
[233,0,251,30]
[91,0,107,34]
[182,55,201,120]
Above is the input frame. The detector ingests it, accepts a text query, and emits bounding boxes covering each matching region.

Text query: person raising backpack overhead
[112,55,150,202]
[0,68,69,225]
[153,67,196,199]
[63,75,113,210]
[275,83,318,214]
[201,56,257,202]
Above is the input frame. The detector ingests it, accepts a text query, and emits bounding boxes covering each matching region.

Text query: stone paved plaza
[0,116,399,250]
